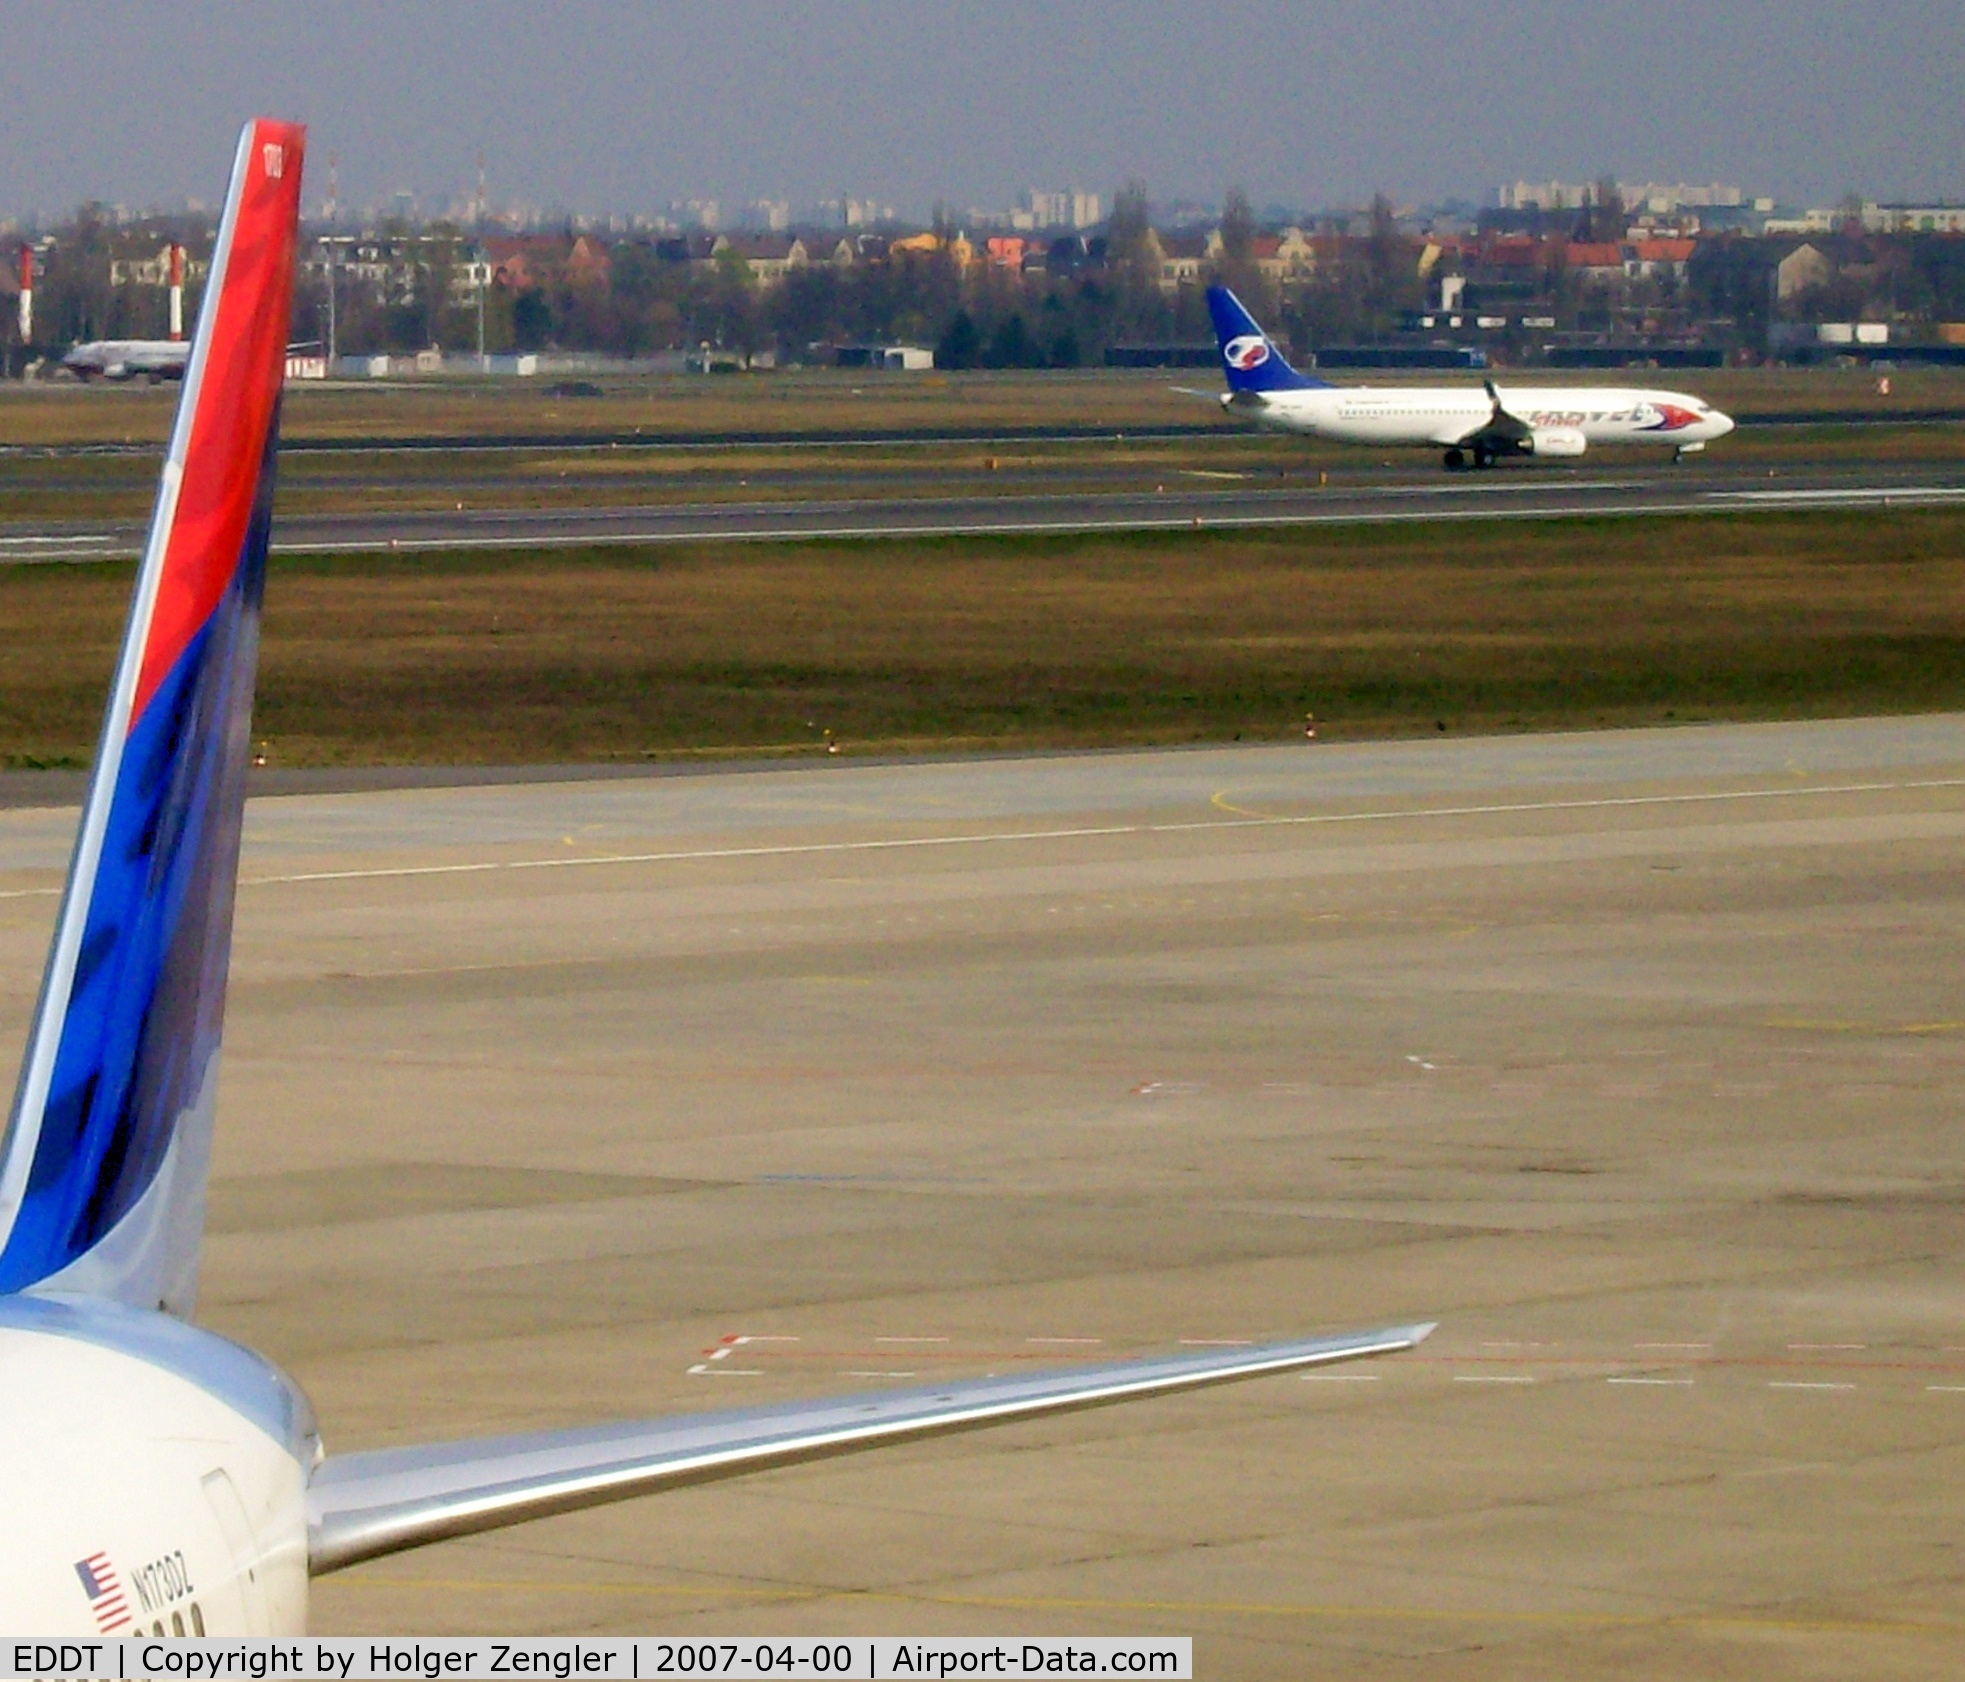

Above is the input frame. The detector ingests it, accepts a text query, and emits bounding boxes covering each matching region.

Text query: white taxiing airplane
[1204,285,1735,469]
[0,123,1432,1637]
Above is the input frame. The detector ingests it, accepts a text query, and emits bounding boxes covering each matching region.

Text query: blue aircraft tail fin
[1206,285,1327,393]
[0,119,305,1316]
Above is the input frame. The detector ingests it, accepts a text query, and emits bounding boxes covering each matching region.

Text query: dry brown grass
[0,371,1208,448]
[4,508,1965,767]
[3,363,1963,451]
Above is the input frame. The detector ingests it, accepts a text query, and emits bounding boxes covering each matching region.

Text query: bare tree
[1213,184,1274,316]
[1588,175,1625,244]
[1107,179,1154,278]
[1362,193,1419,326]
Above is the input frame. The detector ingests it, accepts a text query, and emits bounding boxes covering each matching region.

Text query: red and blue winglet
[0,120,304,1315]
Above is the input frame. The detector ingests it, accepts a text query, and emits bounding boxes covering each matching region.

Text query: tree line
[14,186,1965,364]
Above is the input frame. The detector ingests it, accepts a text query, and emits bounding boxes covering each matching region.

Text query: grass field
[2,362,1963,450]
[4,508,1965,768]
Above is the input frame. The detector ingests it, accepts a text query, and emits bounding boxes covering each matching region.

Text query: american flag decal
[74,1552,132,1632]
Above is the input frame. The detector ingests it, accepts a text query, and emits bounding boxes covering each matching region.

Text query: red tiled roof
[1483,238,1547,267]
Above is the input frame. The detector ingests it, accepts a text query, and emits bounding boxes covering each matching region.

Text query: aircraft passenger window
[154,1621,165,1636]
[173,1612,185,1636]
[191,1604,206,1635]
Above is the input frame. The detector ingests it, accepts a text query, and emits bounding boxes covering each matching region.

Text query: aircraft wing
[1168,386,1269,415]
[308,1321,1433,1572]
[1451,380,1533,451]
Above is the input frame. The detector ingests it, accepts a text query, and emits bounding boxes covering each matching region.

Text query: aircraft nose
[1711,409,1735,437]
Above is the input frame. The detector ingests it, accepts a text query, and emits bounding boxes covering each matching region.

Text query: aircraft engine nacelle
[1525,426,1587,458]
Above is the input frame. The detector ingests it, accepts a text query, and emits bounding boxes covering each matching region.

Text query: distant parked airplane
[0,121,1432,1635]
[1202,285,1735,469]
[61,338,191,382]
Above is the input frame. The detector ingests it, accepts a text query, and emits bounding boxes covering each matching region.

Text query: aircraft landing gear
[1443,448,1466,472]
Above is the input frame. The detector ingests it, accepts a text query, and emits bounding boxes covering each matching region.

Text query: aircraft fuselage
[1229,382,1736,462]
[0,1297,313,1635]
[61,340,190,382]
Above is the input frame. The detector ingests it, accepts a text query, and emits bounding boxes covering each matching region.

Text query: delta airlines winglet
[1204,286,1735,468]
[0,125,1431,1638]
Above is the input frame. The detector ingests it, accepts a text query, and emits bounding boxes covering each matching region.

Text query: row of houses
[307,225,1335,303]
[1420,234,1701,290]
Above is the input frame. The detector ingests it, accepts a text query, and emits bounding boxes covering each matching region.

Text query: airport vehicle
[61,338,191,382]
[1204,285,1735,468]
[0,125,1431,1636]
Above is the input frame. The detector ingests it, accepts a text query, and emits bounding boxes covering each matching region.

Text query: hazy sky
[1,1,1958,219]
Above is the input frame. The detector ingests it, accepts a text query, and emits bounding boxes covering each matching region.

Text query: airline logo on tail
[1223,335,1271,371]
[1205,285,1328,394]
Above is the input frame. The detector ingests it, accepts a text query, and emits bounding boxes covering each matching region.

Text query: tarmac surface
[4,403,1961,459]
[2,717,1963,1673]
[3,462,1964,560]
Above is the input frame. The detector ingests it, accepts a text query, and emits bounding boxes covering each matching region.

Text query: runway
[5,462,1965,561]
[3,402,1960,461]
[2,716,1961,1672]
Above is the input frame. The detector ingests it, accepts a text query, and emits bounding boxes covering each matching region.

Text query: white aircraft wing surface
[1452,380,1535,450]
[309,1322,1433,1571]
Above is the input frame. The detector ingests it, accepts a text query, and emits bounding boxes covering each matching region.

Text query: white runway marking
[1713,486,1965,507]
[231,774,1965,893]
[1608,1377,1696,1386]
[1927,1386,1965,1393]
[1635,1342,1713,1350]
[254,481,1965,556]
[0,533,115,547]
[687,1332,794,1375]
[1454,1375,1535,1384]
[1768,1381,1856,1391]
[1789,1342,1866,1351]
[1302,1373,1380,1382]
